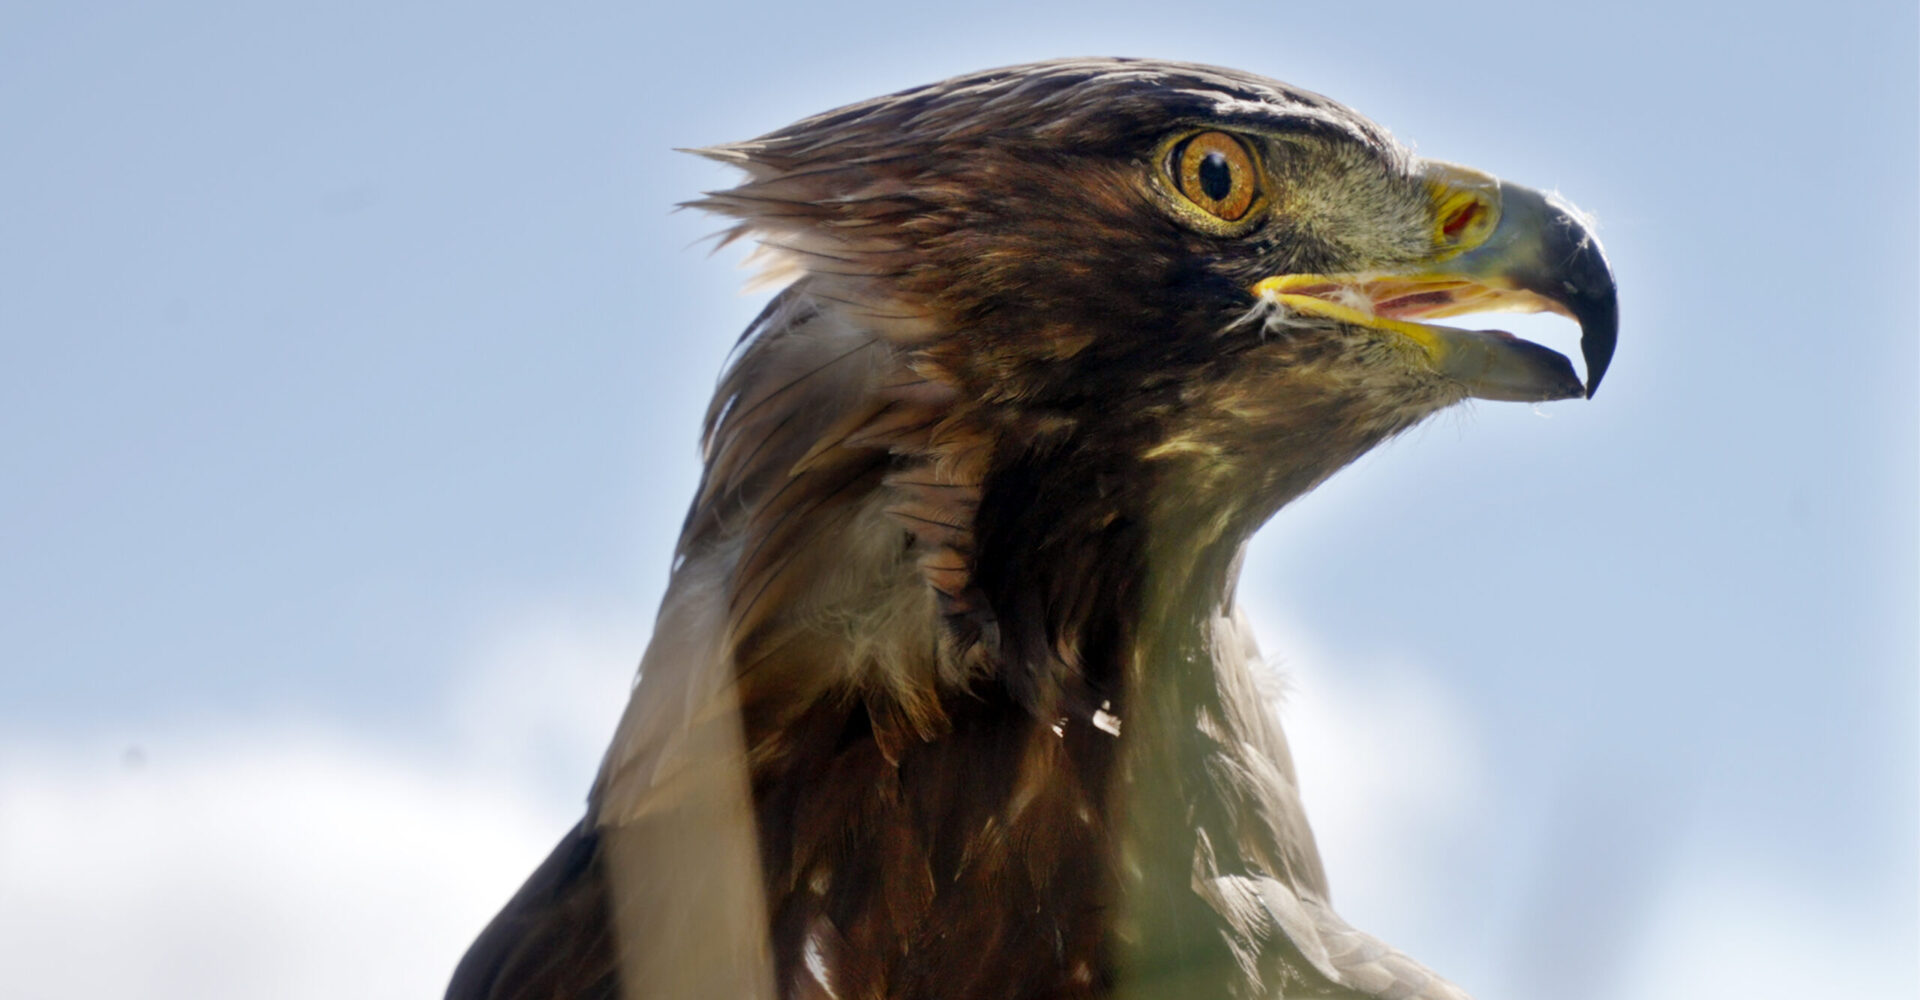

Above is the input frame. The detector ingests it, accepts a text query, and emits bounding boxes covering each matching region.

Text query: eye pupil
[1198,152,1233,201]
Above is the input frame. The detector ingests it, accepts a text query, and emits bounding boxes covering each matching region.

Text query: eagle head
[691,60,1615,590]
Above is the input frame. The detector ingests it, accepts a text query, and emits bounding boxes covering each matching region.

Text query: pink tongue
[1377,289,1456,317]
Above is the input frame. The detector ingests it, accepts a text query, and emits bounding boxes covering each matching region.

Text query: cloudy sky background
[2,1,1914,997]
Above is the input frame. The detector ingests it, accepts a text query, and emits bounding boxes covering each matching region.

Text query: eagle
[447,58,1616,1000]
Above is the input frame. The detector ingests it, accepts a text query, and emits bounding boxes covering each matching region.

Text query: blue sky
[1,1,1914,997]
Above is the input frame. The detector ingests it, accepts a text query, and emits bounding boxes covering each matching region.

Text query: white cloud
[1239,607,1492,958]
[0,606,642,1000]
[0,730,562,1000]
[446,606,648,787]
[1281,653,1485,904]
[1616,855,1917,1000]
[1239,604,1918,1000]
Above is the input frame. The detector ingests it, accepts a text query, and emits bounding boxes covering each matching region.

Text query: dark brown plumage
[448,58,1616,1000]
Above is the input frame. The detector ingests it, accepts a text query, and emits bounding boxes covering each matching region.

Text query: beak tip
[1574,289,1617,401]
[1579,321,1616,399]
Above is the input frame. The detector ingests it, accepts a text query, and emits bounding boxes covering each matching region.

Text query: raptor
[448,58,1617,1000]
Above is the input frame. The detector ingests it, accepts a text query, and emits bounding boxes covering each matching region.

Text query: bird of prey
[447,58,1616,1000]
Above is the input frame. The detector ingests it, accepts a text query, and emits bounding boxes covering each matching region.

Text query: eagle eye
[1168,131,1259,222]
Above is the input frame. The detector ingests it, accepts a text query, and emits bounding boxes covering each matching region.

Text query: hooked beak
[1251,163,1618,401]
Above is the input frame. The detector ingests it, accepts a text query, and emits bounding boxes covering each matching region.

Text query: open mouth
[1263,274,1572,324]
[1252,273,1588,403]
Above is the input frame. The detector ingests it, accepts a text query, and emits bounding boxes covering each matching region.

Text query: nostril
[1442,201,1485,241]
